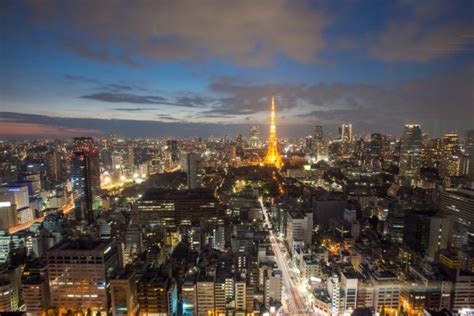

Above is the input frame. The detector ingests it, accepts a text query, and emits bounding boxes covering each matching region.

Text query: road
[259,197,312,315]
[8,194,74,234]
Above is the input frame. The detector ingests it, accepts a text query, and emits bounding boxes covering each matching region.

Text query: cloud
[369,1,474,62]
[294,64,474,135]
[20,0,330,66]
[63,74,99,84]
[194,64,473,135]
[156,114,182,121]
[112,108,154,112]
[81,92,169,105]
[0,112,248,138]
[0,121,102,138]
[206,76,305,115]
[100,84,134,92]
[80,91,212,108]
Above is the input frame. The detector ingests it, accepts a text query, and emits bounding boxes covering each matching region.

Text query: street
[259,197,313,315]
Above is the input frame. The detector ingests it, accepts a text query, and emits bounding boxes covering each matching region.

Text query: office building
[399,124,423,181]
[71,137,101,222]
[196,276,215,316]
[439,188,474,246]
[440,132,462,178]
[47,240,121,313]
[181,152,199,189]
[22,275,50,313]
[182,276,197,316]
[403,211,453,259]
[465,130,474,180]
[0,280,12,312]
[137,269,177,316]
[341,270,359,312]
[135,189,222,228]
[340,124,353,143]
[46,150,62,182]
[264,269,282,309]
[0,202,17,230]
[0,184,29,211]
[110,270,138,316]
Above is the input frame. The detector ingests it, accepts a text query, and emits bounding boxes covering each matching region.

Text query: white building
[264,269,282,309]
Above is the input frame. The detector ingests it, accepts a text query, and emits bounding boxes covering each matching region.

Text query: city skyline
[1,0,473,138]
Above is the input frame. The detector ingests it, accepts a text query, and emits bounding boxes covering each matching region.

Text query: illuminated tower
[263,97,283,169]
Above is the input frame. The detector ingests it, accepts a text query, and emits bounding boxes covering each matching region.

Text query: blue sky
[1,0,473,138]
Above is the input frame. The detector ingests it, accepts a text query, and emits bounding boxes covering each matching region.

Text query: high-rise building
[46,150,62,182]
[249,125,259,148]
[399,124,423,181]
[341,270,358,312]
[313,125,325,158]
[403,211,453,259]
[22,275,50,313]
[0,280,12,312]
[465,130,474,180]
[182,275,197,316]
[167,140,179,162]
[369,133,384,161]
[440,132,461,178]
[340,124,353,143]
[440,188,474,246]
[113,141,135,172]
[235,278,247,312]
[196,275,215,316]
[263,96,283,169]
[264,269,282,309]
[339,124,353,158]
[47,240,121,313]
[0,202,17,230]
[110,270,138,316]
[136,269,177,315]
[71,137,101,222]
[0,184,29,210]
[181,152,199,189]
[314,125,323,144]
[134,189,222,228]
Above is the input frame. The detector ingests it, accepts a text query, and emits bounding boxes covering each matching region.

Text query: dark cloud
[63,74,99,84]
[81,92,169,105]
[293,64,474,135]
[370,1,474,62]
[112,108,154,112]
[175,96,213,108]
[207,76,304,115]
[0,112,250,138]
[100,84,134,92]
[20,0,329,66]
[156,114,182,121]
[188,64,474,136]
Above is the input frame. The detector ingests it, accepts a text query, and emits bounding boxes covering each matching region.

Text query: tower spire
[263,96,283,169]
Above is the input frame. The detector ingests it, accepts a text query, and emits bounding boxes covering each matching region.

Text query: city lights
[0,1,472,314]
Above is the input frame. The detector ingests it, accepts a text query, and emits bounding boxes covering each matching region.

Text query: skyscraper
[465,130,474,180]
[399,124,423,181]
[46,150,62,183]
[71,137,101,222]
[440,132,461,178]
[263,96,283,169]
[314,125,323,144]
[340,124,353,143]
[339,124,353,158]
[181,152,199,189]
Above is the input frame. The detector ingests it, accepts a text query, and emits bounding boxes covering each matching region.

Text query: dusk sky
[1,0,473,139]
